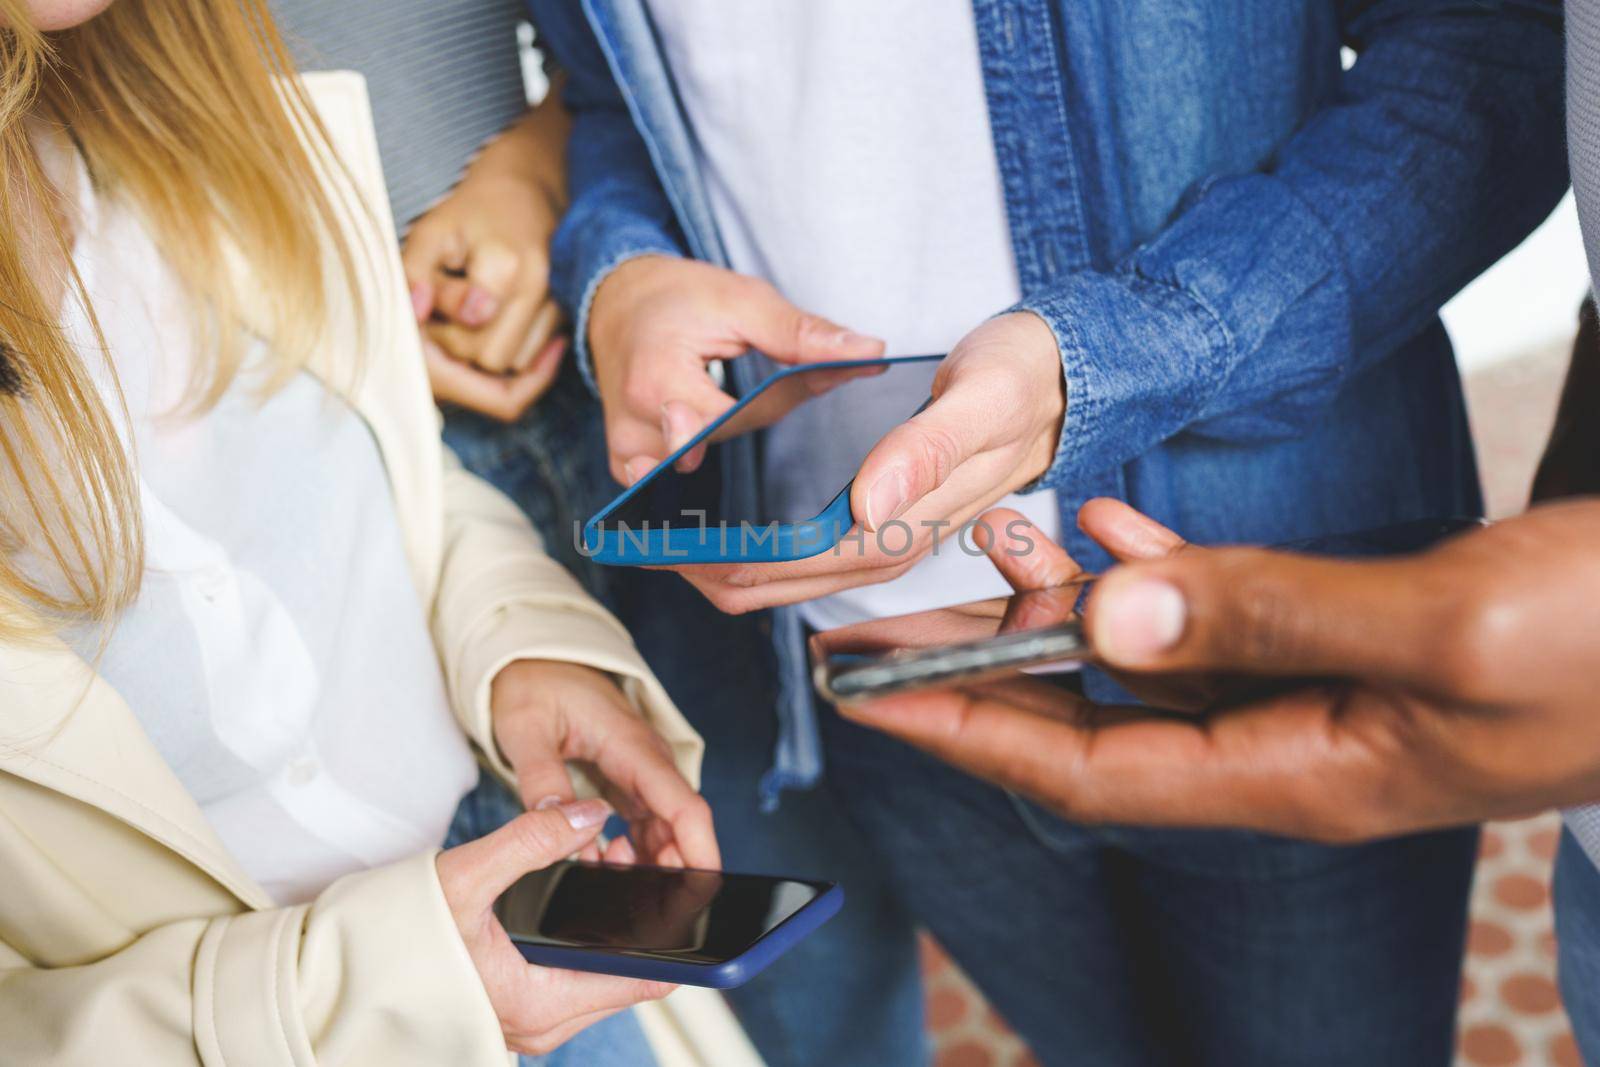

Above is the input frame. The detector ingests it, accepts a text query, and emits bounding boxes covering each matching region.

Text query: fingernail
[462,289,499,325]
[1098,579,1187,663]
[558,798,612,831]
[833,329,879,351]
[624,457,655,485]
[534,795,564,811]
[409,283,431,321]
[866,468,911,529]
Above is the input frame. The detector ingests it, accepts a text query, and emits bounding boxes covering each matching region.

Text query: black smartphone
[811,516,1487,703]
[495,860,843,989]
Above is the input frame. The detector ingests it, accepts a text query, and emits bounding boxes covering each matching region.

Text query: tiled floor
[918,337,1589,1067]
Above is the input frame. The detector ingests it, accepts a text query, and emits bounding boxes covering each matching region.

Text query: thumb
[443,800,611,915]
[852,384,993,530]
[731,281,884,365]
[1085,547,1451,686]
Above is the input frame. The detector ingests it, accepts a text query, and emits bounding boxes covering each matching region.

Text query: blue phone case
[510,883,844,989]
[584,355,943,566]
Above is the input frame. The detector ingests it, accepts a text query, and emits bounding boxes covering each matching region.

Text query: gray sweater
[271,0,530,236]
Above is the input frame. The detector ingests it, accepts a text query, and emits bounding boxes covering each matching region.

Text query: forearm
[1024,0,1566,490]
[0,855,503,1066]
[526,2,688,385]
[461,74,571,212]
[431,450,704,787]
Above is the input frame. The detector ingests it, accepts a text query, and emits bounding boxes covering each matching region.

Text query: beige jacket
[0,73,704,1066]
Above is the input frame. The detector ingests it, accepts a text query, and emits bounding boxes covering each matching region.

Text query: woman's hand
[435,799,675,1056]
[490,660,718,869]
[670,312,1067,614]
[587,255,887,485]
[404,92,572,422]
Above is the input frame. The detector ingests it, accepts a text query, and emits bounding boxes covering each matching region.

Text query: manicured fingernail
[866,468,911,529]
[462,289,499,325]
[534,795,564,811]
[409,283,431,321]
[1098,580,1187,663]
[558,799,612,831]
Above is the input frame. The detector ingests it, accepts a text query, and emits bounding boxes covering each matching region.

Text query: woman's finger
[603,835,637,865]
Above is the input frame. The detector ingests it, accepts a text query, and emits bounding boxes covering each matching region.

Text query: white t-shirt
[645,0,1062,630]
[54,151,477,905]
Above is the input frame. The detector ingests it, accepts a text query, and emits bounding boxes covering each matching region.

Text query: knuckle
[524,249,551,287]
[738,275,779,301]
[792,312,829,350]
[717,590,759,615]
[1215,554,1312,665]
[908,422,966,488]
[508,811,567,862]
[682,793,713,824]
[621,377,659,419]
[1430,588,1517,700]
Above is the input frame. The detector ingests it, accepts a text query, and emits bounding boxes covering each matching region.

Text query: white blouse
[56,151,478,905]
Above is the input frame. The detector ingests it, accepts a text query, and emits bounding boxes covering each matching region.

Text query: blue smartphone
[583,355,944,566]
[495,860,843,988]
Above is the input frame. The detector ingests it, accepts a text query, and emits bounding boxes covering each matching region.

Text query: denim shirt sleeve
[1019,0,1567,493]
[527,2,688,392]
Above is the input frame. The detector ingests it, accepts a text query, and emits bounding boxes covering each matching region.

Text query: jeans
[818,701,1480,1067]
[1555,827,1600,1064]
[445,772,658,1067]
[444,369,929,1067]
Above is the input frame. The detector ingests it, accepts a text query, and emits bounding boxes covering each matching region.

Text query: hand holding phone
[585,355,941,565]
[435,801,676,1058]
[587,256,887,486]
[811,505,1485,705]
[495,860,843,988]
[655,311,1068,615]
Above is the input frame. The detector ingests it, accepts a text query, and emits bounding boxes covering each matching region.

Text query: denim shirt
[527,0,1567,806]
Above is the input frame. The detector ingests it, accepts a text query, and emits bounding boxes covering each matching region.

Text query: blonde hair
[0,0,355,640]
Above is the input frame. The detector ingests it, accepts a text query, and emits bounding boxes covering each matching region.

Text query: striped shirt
[1563,0,1600,871]
[272,0,531,235]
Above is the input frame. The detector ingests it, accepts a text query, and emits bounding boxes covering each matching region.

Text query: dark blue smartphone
[495,860,843,988]
[584,355,943,566]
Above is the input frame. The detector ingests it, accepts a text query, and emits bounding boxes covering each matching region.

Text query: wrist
[454,167,562,223]
[465,97,568,207]
[587,253,680,371]
[995,310,1067,480]
[489,659,562,750]
[490,659,615,740]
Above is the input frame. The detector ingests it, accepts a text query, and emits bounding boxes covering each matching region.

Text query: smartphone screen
[496,861,833,965]
[593,356,939,533]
